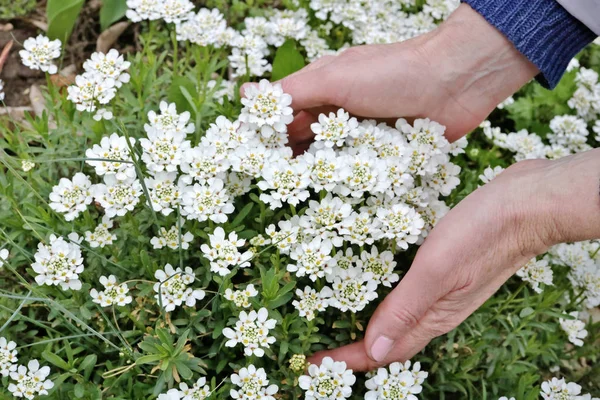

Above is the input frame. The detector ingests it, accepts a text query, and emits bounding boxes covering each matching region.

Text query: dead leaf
[96,21,130,53]
[0,106,34,120]
[0,40,13,74]
[50,64,77,87]
[0,23,13,32]
[29,85,46,117]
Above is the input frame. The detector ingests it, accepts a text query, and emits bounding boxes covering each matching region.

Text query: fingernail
[371,336,395,362]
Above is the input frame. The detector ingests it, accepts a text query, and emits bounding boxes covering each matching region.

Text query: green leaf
[168,76,197,116]
[42,350,71,371]
[100,0,128,31]
[47,0,85,43]
[271,40,305,81]
[74,383,85,398]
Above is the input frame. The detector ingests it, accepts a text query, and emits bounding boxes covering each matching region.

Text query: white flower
[593,120,600,142]
[90,275,132,307]
[265,216,301,254]
[202,116,248,154]
[336,147,390,198]
[547,115,589,152]
[301,30,332,62]
[424,161,461,196]
[375,203,425,250]
[146,101,195,136]
[85,216,117,248]
[93,108,114,121]
[302,148,341,191]
[230,365,279,400]
[180,143,229,185]
[126,0,162,22]
[176,8,228,47]
[298,356,356,400]
[151,224,194,250]
[229,48,273,78]
[178,376,210,400]
[83,49,130,87]
[21,160,35,172]
[516,258,553,294]
[498,397,515,400]
[146,171,185,216]
[49,173,93,221]
[0,248,8,268]
[356,247,399,287]
[267,9,308,46]
[328,266,378,313]
[181,179,235,223]
[225,172,253,197]
[240,80,293,137]
[200,227,253,276]
[0,79,5,102]
[7,360,54,399]
[501,130,548,161]
[19,35,61,74]
[288,237,335,281]
[0,337,18,377]
[299,194,353,247]
[160,0,195,23]
[224,284,259,308]
[479,166,504,185]
[311,109,359,147]
[559,312,588,347]
[540,377,589,400]
[230,142,271,178]
[140,129,191,175]
[67,72,117,112]
[92,175,143,218]
[257,158,311,209]
[292,286,333,321]
[223,308,277,357]
[158,389,182,400]
[32,234,84,291]
[338,211,380,246]
[85,133,136,181]
[365,361,427,400]
[154,264,205,312]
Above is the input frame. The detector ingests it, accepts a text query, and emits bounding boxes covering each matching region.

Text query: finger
[287,110,317,146]
[277,63,339,111]
[363,252,449,364]
[239,55,337,103]
[308,341,378,372]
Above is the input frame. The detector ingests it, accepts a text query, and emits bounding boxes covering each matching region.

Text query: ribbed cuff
[462,0,597,88]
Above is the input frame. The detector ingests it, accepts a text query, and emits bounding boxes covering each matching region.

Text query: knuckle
[389,307,420,329]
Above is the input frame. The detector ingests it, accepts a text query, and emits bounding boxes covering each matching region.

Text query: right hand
[274,4,538,150]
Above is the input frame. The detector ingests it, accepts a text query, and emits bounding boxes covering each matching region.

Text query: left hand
[309,150,600,371]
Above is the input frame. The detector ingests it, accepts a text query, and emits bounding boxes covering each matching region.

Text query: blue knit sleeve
[462,0,597,88]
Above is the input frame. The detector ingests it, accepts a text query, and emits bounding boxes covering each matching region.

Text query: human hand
[275,4,538,151]
[309,149,600,371]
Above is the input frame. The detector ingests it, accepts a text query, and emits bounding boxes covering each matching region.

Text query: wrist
[540,149,600,245]
[423,4,538,121]
[502,150,600,258]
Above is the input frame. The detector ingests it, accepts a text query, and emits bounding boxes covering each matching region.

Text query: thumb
[364,257,447,364]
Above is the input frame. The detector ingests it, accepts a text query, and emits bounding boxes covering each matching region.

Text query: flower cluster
[7,360,54,400]
[19,35,61,74]
[299,357,356,400]
[32,234,84,291]
[90,275,133,307]
[365,361,428,400]
[67,49,130,119]
[223,308,277,357]
[153,264,205,311]
[558,312,588,347]
[540,377,596,399]
[0,79,5,102]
